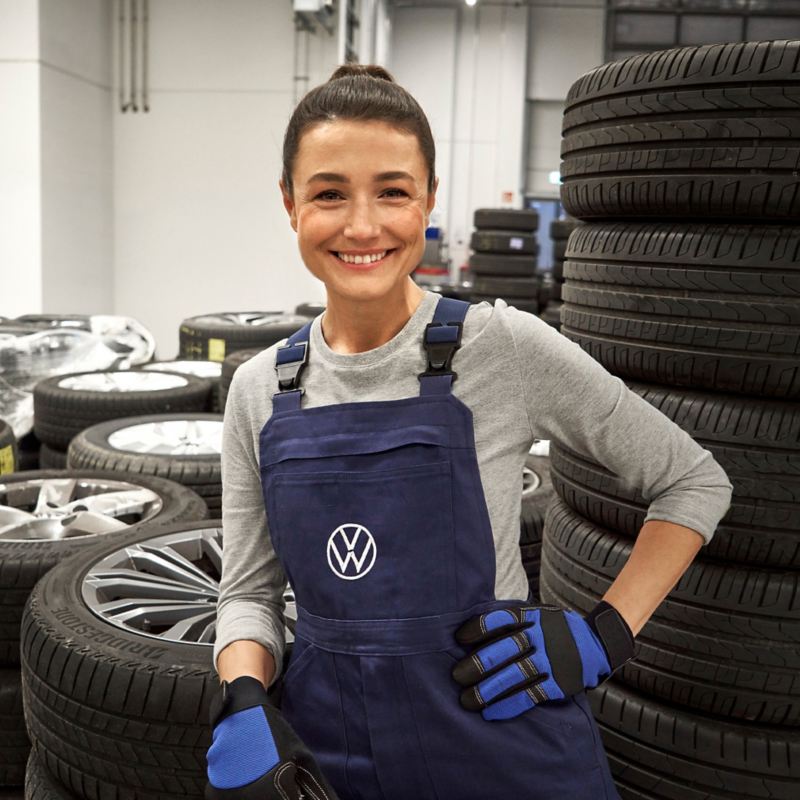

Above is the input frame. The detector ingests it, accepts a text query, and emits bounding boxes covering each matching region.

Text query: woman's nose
[343,201,380,240]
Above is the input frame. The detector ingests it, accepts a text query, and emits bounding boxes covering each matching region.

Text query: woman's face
[282,119,436,303]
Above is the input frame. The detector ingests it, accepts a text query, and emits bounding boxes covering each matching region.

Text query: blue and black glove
[452,601,635,720]
[205,675,338,800]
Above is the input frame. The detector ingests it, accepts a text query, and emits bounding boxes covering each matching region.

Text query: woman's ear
[280,179,298,232]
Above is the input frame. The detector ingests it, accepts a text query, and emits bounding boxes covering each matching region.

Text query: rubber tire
[34,372,211,450]
[0,421,17,477]
[294,302,326,318]
[562,222,800,399]
[218,349,261,411]
[25,746,76,800]
[539,302,562,330]
[468,253,538,277]
[551,381,800,568]
[178,312,307,362]
[541,500,800,726]
[0,470,208,667]
[139,361,222,413]
[553,239,567,261]
[520,455,555,602]
[552,259,564,281]
[470,295,539,315]
[0,669,29,787]
[561,41,800,221]
[549,281,562,301]
[67,414,223,514]
[19,522,219,800]
[549,219,577,240]
[472,276,541,300]
[470,230,538,256]
[587,679,800,800]
[473,208,539,233]
[37,444,67,470]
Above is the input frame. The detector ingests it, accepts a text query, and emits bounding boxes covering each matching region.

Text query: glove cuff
[584,601,635,672]
[209,675,270,728]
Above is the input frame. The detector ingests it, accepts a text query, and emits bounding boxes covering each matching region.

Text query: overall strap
[418,297,470,396]
[272,321,313,412]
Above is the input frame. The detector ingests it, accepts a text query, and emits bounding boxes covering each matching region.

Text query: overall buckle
[275,341,308,391]
[418,321,463,381]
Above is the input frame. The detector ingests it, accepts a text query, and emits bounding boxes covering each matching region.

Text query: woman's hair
[282,64,436,195]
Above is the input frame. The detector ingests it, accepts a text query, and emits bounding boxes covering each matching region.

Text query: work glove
[205,675,339,800]
[451,601,635,721]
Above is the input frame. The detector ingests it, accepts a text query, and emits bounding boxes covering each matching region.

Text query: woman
[205,65,732,800]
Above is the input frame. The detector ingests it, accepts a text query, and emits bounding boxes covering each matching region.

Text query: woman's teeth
[337,251,387,264]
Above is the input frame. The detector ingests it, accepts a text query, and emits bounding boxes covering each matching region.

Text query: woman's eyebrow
[306,170,415,184]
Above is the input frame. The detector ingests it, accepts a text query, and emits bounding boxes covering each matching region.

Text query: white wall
[113,0,337,358]
[40,0,113,314]
[525,0,605,197]
[390,4,528,273]
[0,0,41,317]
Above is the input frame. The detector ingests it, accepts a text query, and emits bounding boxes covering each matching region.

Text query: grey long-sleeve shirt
[214,292,733,677]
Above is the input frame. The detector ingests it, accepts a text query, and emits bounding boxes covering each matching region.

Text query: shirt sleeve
[506,306,733,543]
[213,366,287,682]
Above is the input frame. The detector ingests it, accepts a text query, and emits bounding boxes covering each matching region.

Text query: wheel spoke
[59,511,130,537]
[129,543,220,591]
[73,488,158,519]
[33,479,77,514]
[87,569,217,601]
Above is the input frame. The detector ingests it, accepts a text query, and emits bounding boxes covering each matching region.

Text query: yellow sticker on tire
[208,338,226,362]
[0,445,15,475]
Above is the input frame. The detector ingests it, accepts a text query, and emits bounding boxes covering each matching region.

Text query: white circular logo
[327,523,377,581]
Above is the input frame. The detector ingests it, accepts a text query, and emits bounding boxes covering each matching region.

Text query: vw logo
[327,523,377,581]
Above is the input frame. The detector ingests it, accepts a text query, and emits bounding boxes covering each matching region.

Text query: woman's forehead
[295,119,426,178]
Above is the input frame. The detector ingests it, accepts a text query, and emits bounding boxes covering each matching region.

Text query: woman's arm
[603,519,703,636]
[216,640,277,687]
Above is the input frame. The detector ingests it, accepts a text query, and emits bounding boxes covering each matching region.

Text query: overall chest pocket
[262,425,457,619]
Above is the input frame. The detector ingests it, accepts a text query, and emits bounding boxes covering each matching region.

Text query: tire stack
[539,218,576,331]
[33,371,212,469]
[0,420,16,476]
[178,312,307,363]
[140,360,223,412]
[468,209,541,314]
[519,453,555,602]
[0,470,208,791]
[541,41,800,798]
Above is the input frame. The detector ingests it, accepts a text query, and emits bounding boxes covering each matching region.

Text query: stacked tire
[468,209,541,314]
[0,420,16,476]
[539,218,576,331]
[178,312,307,362]
[33,371,212,468]
[0,470,207,790]
[544,40,800,798]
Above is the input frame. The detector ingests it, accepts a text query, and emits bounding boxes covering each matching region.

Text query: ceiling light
[465,0,478,7]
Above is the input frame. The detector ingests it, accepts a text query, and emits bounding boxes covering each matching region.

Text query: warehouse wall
[0,0,42,317]
[390,4,528,273]
[40,0,113,314]
[525,0,605,198]
[113,0,328,358]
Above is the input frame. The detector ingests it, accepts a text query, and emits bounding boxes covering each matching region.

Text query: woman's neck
[320,279,426,355]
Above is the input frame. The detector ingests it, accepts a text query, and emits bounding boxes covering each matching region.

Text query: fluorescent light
[548,170,562,185]
[465,0,478,6]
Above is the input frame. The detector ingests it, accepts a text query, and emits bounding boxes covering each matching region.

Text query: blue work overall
[259,297,619,800]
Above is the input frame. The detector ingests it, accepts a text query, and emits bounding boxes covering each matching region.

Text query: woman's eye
[382,188,408,198]
[316,190,343,201]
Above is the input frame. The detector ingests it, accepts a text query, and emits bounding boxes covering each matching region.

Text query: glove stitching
[274,762,294,800]
[518,655,548,703]
[471,652,484,676]
[512,631,528,654]
[296,765,330,800]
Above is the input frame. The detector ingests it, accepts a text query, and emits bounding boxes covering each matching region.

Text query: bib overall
[259,297,619,800]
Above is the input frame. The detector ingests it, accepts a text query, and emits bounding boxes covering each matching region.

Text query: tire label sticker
[510,237,524,250]
[208,338,226,362]
[0,445,14,475]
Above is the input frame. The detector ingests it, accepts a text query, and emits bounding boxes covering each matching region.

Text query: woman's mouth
[331,249,395,269]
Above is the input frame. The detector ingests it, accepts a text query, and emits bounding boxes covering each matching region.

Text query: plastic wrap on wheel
[0,377,34,439]
[11,314,155,365]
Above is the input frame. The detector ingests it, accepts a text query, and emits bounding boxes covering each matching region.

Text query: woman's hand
[451,602,635,721]
[205,675,338,799]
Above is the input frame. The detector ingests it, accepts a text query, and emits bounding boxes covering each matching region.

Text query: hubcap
[82,526,296,645]
[0,478,163,541]
[142,361,222,379]
[58,372,188,392]
[108,420,222,455]
[192,312,307,328]
[522,466,542,496]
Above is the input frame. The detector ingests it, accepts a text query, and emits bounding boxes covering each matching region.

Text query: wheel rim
[142,361,222,379]
[522,466,542,496]
[191,312,307,328]
[0,478,163,541]
[107,420,222,455]
[58,372,188,392]
[82,526,296,645]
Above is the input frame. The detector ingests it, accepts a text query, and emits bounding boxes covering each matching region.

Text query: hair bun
[328,64,395,83]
